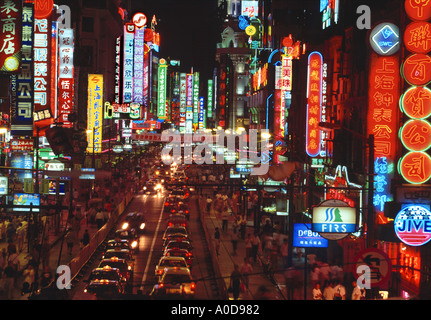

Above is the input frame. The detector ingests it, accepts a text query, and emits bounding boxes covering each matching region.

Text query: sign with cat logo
[312,199,357,240]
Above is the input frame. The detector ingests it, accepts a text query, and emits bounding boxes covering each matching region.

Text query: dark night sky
[129,0,221,81]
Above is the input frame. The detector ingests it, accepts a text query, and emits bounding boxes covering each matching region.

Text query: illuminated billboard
[87,74,103,154]
[123,23,134,103]
[0,0,22,72]
[157,59,167,119]
[57,28,74,128]
[179,73,187,132]
[305,51,323,158]
[133,27,144,104]
[394,205,431,246]
[193,72,199,131]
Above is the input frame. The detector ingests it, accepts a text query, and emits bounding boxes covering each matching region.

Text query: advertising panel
[305,51,323,157]
[193,72,199,131]
[292,223,328,248]
[394,204,431,246]
[186,73,193,133]
[123,23,134,103]
[207,79,213,119]
[57,28,74,128]
[179,73,187,132]
[133,26,144,104]
[0,0,22,72]
[157,59,167,119]
[11,4,33,137]
[87,74,103,154]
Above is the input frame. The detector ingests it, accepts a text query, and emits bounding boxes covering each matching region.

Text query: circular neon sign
[132,12,147,28]
[405,0,431,21]
[394,205,431,246]
[400,86,431,119]
[401,54,431,86]
[369,23,400,56]
[399,119,431,152]
[398,151,431,184]
[404,21,431,54]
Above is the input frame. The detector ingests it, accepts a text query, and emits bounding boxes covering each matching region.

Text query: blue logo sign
[370,23,400,55]
[320,0,329,12]
[293,223,328,248]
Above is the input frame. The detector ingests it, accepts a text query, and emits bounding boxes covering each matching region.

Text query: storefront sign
[123,23,134,103]
[293,223,328,248]
[312,199,357,238]
[402,53,431,86]
[405,0,431,21]
[58,28,74,128]
[0,0,21,72]
[399,119,431,152]
[370,23,400,56]
[133,26,144,104]
[400,86,431,119]
[305,51,323,157]
[404,21,431,54]
[87,74,103,154]
[398,151,431,184]
[394,204,431,246]
[157,59,167,119]
[10,138,34,152]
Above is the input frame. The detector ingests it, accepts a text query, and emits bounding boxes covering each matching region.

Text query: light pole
[318,122,375,248]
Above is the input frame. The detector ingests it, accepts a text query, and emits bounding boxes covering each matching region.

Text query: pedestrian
[333,280,346,300]
[323,280,335,300]
[284,265,298,300]
[244,233,252,260]
[351,280,365,300]
[40,266,53,289]
[280,238,289,268]
[6,222,15,244]
[81,229,90,247]
[206,196,212,214]
[214,227,220,255]
[2,262,15,299]
[240,257,253,289]
[319,260,331,286]
[230,227,239,256]
[312,283,323,300]
[22,265,35,295]
[229,264,242,300]
[239,215,247,240]
[65,230,75,255]
[95,209,104,229]
[16,222,25,253]
[310,264,321,288]
[221,208,229,231]
[251,232,261,263]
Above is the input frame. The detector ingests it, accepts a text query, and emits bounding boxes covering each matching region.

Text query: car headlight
[143,186,147,190]
[140,223,146,230]
[131,240,138,249]
[122,222,129,230]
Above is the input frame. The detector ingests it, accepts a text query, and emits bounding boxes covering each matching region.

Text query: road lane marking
[139,196,165,293]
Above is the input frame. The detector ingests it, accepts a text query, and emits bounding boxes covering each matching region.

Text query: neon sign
[398,151,431,184]
[133,27,144,104]
[368,53,400,216]
[370,23,400,55]
[405,0,431,21]
[87,74,103,154]
[400,86,431,119]
[179,73,187,132]
[157,59,167,119]
[123,23,134,103]
[0,0,21,72]
[305,51,323,157]
[394,205,431,246]
[404,21,431,54]
[399,119,431,152]
[402,53,431,86]
[57,28,74,128]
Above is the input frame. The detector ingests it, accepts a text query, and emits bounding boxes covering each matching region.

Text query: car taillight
[191,282,196,290]
[158,269,163,275]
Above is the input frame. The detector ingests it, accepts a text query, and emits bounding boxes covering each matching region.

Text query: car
[162,226,189,242]
[122,211,146,234]
[98,257,132,282]
[106,239,135,251]
[150,267,196,299]
[86,266,124,282]
[164,197,177,213]
[166,214,189,229]
[163,248,193,267]
[102,248,134,271]
[155,256,190,278]
[171,202,190,218]
[114,228,137,242]
[83,279,123,299]
[163,240,193,255]
[162,234,190,247]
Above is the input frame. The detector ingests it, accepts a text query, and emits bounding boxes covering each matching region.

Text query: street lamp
[318,122,375,248]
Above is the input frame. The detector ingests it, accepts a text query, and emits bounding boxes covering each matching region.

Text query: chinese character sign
[10,3,33,137]
[368,53,400,213]
[193,72,199,131]
[34,18,51,120]
[0,0,21,72]
[133,27,144,104]
[87,74,103,154]
[123,23,134,103]
[157,60,167,119]
[305,51,323,157]
[186,73,193,133]
[58,28,74,128]
[179,73,187,132]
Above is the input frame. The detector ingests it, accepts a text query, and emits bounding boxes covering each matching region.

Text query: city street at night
[0,0,430,315]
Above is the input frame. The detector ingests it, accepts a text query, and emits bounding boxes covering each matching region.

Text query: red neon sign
[404,21,431,54]
[399,119,431,151]
[400,86,431,119]
[305,51,323,157]
[34,0,53,19]
[402,53,431,86]
[0,0,22,72]
[398,151,431,184]
[405,0,431,21]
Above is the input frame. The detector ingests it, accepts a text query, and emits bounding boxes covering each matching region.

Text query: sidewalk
[199,194,314,300]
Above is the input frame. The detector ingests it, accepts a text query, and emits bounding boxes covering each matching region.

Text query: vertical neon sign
[186,74,193,133]
[57,28,74,128]
[87,74,103,154]
[157,58,167,119]
[306,51,323,158]
[179,73,187,132]
[368,53,400,213]
[133,26,144,104]
[398,2,431,185]
[123,23,134,103]
[207,79,213,119]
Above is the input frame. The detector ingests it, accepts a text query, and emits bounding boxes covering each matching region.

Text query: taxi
[163,248,193,268]
[122,211,146,234]
[83,279,123,299]
[106,239,136,251]
[150,267,196,299]
[162,234,190,247]
[102,248,134,271]
[162,226,189,242]
[98,257,132,282]
[163,240,193,255]
[154,256,189,279]
[86,266,124,284]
